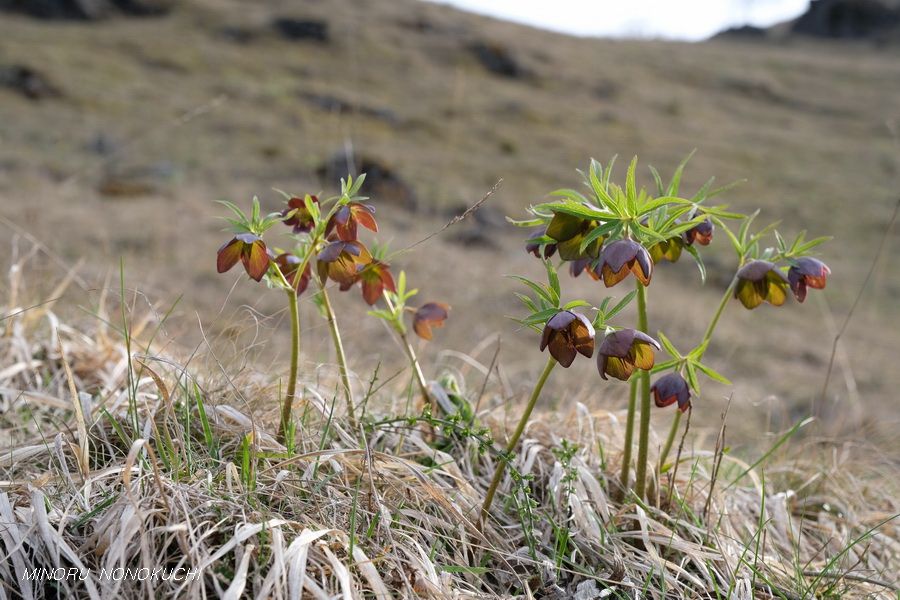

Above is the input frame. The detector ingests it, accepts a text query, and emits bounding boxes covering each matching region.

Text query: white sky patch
[422,0,810,41]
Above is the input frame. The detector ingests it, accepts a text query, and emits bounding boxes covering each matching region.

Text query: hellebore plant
[497,153,831,507]
[480,259,649,521]
[368,268,450,414]
[216,175,451,444]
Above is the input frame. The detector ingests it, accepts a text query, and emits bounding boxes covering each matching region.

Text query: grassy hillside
[1,0,898,448]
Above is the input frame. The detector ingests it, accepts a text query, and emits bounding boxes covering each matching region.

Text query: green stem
[278,288,301,444]
[634,281,651,500]
[383,293,433,414]
[319,281,357,429]
[618,377,638,494]
[480,356,557,524]
[658,273,740,470]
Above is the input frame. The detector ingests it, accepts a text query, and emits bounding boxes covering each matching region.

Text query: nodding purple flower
[317,239,372,286]
[525,227,557,259]
[734,260,790,309]
[539,310,595,368]
[596,328,660,381]
[569,257,592,278]
[356,260,396,305]
[788,257,830,303]
[217,233,270,282]
[652,373,691,412]
[274,253,312,295]
[595,239,653,287]
[413,302,450,340]
[282,195,319,234]
[326,202,378,242]
[684,219,713,246]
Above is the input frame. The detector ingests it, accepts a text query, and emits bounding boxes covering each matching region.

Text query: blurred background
[1,0,898,452]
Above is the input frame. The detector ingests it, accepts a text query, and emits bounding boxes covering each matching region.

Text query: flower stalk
[481,356,557,524]
[319,280,357,429]
[634,281,652,499]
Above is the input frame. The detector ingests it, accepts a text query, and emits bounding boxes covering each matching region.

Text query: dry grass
[1,247,897,599]
[1,0,899,447]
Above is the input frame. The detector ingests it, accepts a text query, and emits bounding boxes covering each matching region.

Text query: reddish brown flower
[595,239,653,287]
[317,240,372,286]
[683,219,713,246]
[734,260,789,309]
[651,373,691,412]
[326,202,378,242]
[648,237,684,264]
[539,310,595,368]
[282,195,319,234]
[358,260,396,305]
[597,329,660,381]
[413,302,450,340]
[274,253,312,295]
[217,233,270,282]
[788,257,830,303]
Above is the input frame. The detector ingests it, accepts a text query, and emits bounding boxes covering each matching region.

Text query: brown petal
[243,239,270,282]
[413,302,450,340]
[216,238,243,274]
[548,332,577,367]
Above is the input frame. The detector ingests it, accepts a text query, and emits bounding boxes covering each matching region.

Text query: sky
[422,0,810,41]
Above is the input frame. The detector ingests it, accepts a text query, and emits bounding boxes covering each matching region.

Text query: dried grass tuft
[1,249,898,599]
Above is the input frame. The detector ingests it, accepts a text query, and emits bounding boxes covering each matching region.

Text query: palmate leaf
[637,195,692,216]
[650,359,679,374]
[550,188,591,204]
[648,165,665,197]
[514,292,539,314]
[685,361,700,394]
[562,299,591,310]
[666,150,696,197]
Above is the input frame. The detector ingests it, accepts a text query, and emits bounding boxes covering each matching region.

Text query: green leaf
[685,362,700,394]
[694,361,732,385]
[510,275,556,306]
[650,359,678,374]
[533,201,609,221]
[514,292,539,314]
[684,244,707,284]
[522,307,562,326]
[578,220,621,254]
[507,216,546,228]
[648,165,665,197]
[667,150,696,197]
[562,299,591,310]
[657,331,681,359]
[545,260,561,303]
[606,289,637,320]
[637,195,692,216]
[625,156,638,212]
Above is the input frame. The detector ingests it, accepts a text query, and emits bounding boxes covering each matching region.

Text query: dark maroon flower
[358,260,396,305]
[326,202,378,242]
[683,219,713,246]
[282,195,319,234]
[274,253,312,295]
[413,302,450,340]
[597,329,660,381]
[217,233,270,282]
[317,240,372,286]
[569,257,592,278]
[539,310,595,368]
[648,237,684,264]
[651,373,691,412]
[788,257,830,303]
[525,227,557,259]
[734,260,789,309]
[595,239,653,287]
